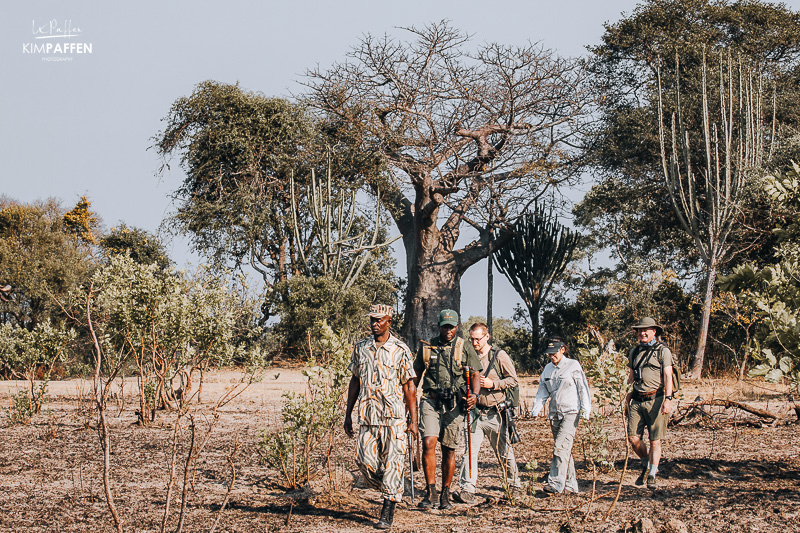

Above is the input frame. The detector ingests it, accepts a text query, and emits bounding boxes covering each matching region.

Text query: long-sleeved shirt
[530,356,591,420]
[476,347,518,408]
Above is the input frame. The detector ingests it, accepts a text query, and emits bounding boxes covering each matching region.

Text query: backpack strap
[454,337,464,371]
[484,346,500,378]
[632,342,662,372]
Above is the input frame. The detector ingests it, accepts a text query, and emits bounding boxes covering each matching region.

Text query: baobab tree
[304,22,594,346]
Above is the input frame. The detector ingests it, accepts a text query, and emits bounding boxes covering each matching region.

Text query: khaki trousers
[457,409,521,493]
[548,413,580,493]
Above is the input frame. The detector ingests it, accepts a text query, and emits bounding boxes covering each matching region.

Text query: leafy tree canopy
[154,81,392,308]
[579,0,800,275]
[720,162,800,389]
[0,197,93,329]
[100,224,171,271]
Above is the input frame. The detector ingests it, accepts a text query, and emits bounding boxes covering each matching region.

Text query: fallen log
[672,399,778,425]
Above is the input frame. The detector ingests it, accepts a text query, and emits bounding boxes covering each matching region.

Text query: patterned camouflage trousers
[357,423,408,502]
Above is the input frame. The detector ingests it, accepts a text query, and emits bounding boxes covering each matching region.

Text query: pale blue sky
[4,1,796,320]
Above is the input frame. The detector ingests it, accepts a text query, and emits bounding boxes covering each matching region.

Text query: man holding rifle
[344,305,418,530]
[453,322,522,503]
[412,309,482,511]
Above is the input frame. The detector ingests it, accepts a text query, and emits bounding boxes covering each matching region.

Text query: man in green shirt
[624,317,674,490]
[413,309,481,510]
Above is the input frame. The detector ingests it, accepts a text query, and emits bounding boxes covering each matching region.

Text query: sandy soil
[0,370,798,532]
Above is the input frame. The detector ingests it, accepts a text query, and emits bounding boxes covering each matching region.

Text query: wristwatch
[665,395,673,400]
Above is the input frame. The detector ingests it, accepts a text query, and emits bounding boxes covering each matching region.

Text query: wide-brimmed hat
[438,309,459,327]
[632,317,663,336]
[367,304,393,319]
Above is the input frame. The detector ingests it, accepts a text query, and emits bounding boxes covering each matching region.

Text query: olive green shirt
[628,342,673,394]
[414,335,482,395]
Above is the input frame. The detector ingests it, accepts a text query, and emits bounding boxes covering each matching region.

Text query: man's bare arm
[403,379,419,439]
[343,375,360,437]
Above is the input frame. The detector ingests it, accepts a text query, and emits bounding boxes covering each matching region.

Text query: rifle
[408,431,415,503]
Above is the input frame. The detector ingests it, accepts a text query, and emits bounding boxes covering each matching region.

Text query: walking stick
[465,367,473,479]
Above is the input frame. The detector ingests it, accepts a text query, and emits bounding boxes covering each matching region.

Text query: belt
[633,388,664,402]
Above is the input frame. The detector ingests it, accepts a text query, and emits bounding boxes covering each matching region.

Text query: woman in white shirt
[530,338,591,494]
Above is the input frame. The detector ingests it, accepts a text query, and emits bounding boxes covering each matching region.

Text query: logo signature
[32,19,82,40]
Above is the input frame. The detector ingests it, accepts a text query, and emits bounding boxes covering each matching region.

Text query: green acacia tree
[155,81,315,289]
[154,82,397,347]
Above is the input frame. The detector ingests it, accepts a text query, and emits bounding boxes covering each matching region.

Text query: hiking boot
[542,484,559,494]
[374,499,396,530]
[438,486,454,510]
[452,490,474,504]
[647,474,657,490]
[635,467,648,486]
[418,484,437,509]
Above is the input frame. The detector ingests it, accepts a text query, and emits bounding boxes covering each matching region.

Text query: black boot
[418,484,437,509]
[438,486,453,510]
[374,499,396,529]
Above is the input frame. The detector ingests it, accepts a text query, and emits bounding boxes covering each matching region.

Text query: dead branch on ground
[671,399,779,426]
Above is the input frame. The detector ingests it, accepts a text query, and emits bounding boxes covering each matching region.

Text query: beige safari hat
[632,317,663,337]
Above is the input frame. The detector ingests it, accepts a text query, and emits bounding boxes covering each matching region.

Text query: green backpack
[486,347,520,408]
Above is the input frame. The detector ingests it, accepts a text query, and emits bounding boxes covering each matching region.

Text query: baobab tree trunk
[688,263,717,379]
[401,255,462,351]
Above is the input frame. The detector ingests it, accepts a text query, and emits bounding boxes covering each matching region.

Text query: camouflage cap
[367,304,394,318]
[438,309,459,327]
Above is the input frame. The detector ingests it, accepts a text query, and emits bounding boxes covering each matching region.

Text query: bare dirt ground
[1,370,798,533]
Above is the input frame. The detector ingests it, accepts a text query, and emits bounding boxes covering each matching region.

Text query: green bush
[260,322,351,489]
[271,275,382,356]
[720,164,800,390]
[579,332,630,473]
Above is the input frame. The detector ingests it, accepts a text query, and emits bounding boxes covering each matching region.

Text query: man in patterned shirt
[344,304,419,530]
